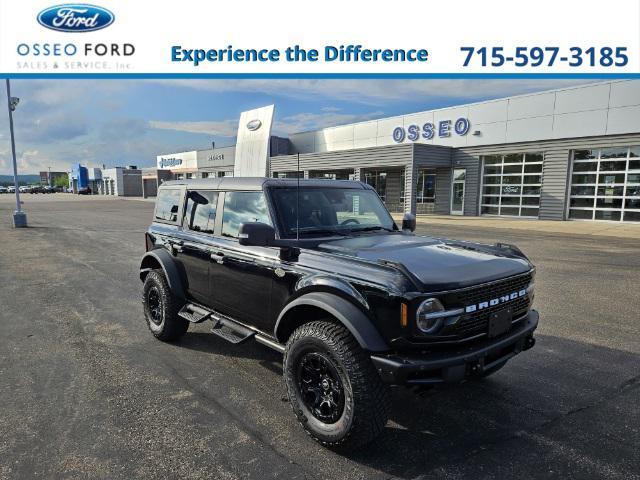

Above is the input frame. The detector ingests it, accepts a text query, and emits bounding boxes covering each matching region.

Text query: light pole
[5,79,26,227]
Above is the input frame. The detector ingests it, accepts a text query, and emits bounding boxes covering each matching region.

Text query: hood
[317,233,532,291]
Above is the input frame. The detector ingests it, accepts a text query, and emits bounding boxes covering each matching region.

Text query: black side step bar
[178,304,211,323]
[211,317,255,344]
[180,303,285,353]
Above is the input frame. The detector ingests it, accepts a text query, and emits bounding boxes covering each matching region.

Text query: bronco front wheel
[283,321,390,449]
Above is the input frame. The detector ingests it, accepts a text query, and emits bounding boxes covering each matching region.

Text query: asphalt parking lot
[0,194,638,480]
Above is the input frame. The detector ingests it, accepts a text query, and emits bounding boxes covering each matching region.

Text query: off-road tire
[142,269,188,342]
[283,320,390,449]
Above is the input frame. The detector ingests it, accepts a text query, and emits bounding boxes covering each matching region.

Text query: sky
[0,79,596,175]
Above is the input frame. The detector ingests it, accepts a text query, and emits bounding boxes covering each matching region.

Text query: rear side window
[154,188,182,222]
[222,191,271,238]
[184,190,218,234]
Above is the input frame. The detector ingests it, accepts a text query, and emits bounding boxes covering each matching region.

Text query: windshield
[270,186,396,238]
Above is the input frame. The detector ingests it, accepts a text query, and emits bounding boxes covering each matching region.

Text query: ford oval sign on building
[246,119,262,131]
[37,4,115,32]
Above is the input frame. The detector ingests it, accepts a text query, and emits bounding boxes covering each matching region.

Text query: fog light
[416,298,445,334]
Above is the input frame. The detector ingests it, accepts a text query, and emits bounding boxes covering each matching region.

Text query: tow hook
[524,336,536,350]
[469,362,482,374]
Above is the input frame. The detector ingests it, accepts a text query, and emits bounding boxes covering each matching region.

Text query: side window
[154,188,182,223]
[184,190,218,234]
[221,191,271,238]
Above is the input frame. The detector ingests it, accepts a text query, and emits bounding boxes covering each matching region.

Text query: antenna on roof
[296,152,300,243]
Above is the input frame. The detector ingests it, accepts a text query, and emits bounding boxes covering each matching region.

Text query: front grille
[443,272,532,339]
[459,272,532,306]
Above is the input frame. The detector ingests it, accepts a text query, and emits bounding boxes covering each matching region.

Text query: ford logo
[37,4,115,32]
[246,119,262,131]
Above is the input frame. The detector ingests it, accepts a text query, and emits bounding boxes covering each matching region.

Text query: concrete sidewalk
[391,214,640,239]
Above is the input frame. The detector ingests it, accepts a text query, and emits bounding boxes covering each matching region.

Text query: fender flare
[139,249,186,300]
[274,292,389,352]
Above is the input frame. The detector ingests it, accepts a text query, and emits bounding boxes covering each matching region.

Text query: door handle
[210,251,225,264]
[167,239,184,253]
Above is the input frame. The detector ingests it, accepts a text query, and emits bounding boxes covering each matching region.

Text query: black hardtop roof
[160,177,373,191]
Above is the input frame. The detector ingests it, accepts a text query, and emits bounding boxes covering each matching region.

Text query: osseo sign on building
[392,117,471,143]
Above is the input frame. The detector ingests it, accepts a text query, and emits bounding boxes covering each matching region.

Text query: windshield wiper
[295,228,350,237]
[348,226,395,233]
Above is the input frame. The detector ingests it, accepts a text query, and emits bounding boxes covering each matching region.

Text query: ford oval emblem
[246,119,262,131]
[37,4,115,32]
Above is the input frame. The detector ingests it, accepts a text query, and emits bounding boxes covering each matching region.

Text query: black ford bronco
[140,178,538,448]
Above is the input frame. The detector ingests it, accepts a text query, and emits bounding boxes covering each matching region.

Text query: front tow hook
[523,336,536,351]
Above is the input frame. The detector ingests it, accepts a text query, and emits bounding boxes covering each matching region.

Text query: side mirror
[402,213,416,232]
[188,191,209,205]
[238,222,276,247]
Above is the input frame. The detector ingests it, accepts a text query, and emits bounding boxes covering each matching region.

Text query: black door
[174,190,219,306]
[175,238,212,305]
[208,191,276,331]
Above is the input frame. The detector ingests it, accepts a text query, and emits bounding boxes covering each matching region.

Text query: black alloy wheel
[146,286,163,325]
[297,351,346,424]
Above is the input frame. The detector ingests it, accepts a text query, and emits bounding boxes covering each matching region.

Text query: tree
[53,173,69,188]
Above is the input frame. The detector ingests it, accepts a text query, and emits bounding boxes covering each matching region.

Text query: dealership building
[157,80,640,222]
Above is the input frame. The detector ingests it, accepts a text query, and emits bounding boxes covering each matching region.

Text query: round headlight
[416,298,445,334]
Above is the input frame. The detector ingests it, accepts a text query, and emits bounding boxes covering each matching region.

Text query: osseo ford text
[16,43,135,57]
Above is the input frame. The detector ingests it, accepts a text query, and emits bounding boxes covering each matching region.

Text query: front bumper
[370,310,539,385]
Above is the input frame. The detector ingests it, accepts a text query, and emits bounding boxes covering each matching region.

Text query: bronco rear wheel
[142,269,188,342]
[283,320,390,449]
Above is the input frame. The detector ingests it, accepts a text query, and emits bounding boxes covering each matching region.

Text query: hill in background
[0,174,41,186]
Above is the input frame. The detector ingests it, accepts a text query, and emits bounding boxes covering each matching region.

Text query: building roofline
[161,177,370,190]
[288,79,630,137]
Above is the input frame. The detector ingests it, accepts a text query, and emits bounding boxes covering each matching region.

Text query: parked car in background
[18,185,32,193]
[7,186,15,193]
[0,186,7,194]
[77,187,92,195]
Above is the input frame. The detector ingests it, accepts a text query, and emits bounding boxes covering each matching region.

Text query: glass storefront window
[416,169,436,203]
[483,155,502,164]
[572,162,598,172]
[309,170,353,180]
[272,171,303,179]
[568,146,640,222]
[573,149,597,160]
[599,160,627,172]
[363,170,387,201]
[600,147,628,158]
[480,152,543,217]
[571,185,595,196]
[525,153,544,163]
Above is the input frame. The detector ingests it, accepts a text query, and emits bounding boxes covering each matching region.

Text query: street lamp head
[9,97,19,111]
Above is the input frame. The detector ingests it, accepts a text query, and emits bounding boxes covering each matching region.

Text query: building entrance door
[451,169,466,215]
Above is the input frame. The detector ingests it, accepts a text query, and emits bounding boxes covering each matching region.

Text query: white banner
[0,0,638,76]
